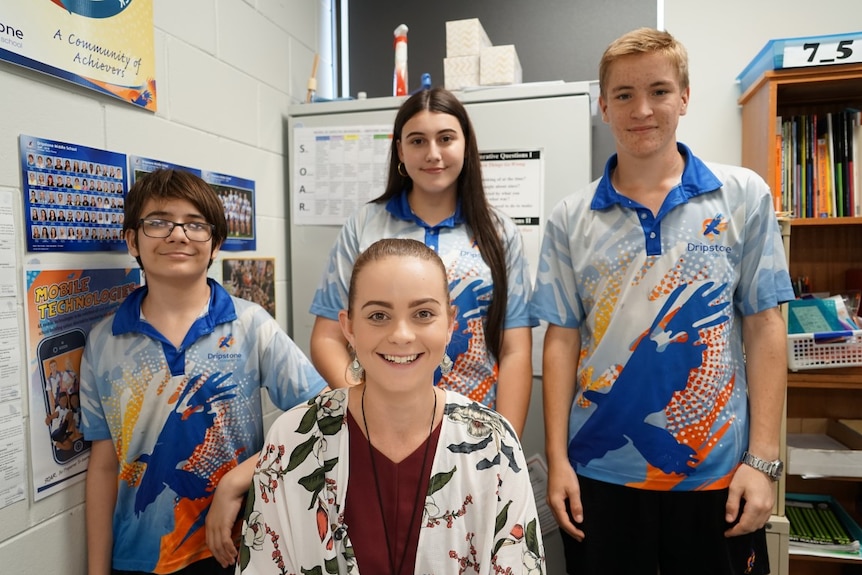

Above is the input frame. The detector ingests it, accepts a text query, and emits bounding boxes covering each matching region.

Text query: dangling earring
[439,352,453,375]
[349,355,365,382]
[397,162,408,177]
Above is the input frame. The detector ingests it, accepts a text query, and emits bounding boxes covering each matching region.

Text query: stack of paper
[787,494,862,559]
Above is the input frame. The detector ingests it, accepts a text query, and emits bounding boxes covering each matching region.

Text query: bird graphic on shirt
[569,281,729,476]
[133,371,236,546]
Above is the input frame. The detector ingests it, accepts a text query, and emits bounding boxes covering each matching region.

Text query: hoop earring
[439,352,453,375]
[397,162,408,177]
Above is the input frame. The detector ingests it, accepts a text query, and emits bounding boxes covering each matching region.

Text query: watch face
[772,460,784,479]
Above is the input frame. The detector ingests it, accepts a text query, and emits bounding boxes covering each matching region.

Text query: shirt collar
[384,189,464,229]
[112,277,237,336]
[591,142,723,210]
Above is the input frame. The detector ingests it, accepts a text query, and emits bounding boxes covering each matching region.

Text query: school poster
[203,171,257,251]
[21,134,128,252]
[24,266,141,500]
[222,258,275,317]
[0,1,156,111]
[128,155,201,185]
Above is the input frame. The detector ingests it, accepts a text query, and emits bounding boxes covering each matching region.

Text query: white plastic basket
[787,330,862,371]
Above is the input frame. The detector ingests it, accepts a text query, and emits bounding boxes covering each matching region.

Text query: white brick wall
[0,1,330,572]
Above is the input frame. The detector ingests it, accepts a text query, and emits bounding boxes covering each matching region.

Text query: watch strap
[741,450,783,481]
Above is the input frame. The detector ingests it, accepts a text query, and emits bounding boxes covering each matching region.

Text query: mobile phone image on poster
[37,328,87,464]
[25,266,142,500]
[20,135,128,253]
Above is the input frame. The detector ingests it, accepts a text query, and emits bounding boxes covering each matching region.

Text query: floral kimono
[240,388,545,574]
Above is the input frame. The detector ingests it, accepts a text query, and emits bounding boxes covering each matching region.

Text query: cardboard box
[480,45,522,86]
[786,418,862,478]
[446,18,492,57]
[444,56,480,90]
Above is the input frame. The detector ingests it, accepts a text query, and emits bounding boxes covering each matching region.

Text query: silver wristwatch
[741,451,784,481]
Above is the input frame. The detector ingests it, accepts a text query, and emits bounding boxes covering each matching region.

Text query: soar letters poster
[0,0,156,111]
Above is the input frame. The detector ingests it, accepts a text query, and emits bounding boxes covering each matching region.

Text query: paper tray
[786,419,862,478]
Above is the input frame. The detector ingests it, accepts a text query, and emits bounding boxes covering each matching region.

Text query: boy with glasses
[80,168,326,575]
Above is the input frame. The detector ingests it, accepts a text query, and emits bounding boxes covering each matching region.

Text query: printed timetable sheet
[292,125,392,226]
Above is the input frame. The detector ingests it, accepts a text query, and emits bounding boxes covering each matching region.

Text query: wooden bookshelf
[740,63,862,575]
[739,63,862,208]
[788,220,862,296]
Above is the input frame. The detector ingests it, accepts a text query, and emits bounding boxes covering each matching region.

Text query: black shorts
[560,475,770,575]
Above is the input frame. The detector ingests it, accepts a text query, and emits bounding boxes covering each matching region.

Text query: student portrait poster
[130,155,257,251]
[24,266,141,501]
[0,1,156,111]
[21,134,128,252]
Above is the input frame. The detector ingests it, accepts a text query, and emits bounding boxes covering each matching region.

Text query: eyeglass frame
[137,218,215,242]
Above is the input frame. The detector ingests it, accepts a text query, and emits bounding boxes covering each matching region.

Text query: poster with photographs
[203,171,256,251]
[222,258,275,318]
[128,155,201,185]
[21,135,128,252]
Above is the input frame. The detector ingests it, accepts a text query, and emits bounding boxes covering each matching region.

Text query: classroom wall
[0,1,331,573]
[665,0,860,166]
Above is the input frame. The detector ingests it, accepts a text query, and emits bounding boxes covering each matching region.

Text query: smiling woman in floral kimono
[239,238,544,574]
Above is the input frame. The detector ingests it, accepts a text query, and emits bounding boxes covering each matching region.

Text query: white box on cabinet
[480,45,522,86]
[445,18,492,57]
[444,56,480,90]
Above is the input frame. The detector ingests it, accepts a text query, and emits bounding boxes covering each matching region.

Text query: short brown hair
[123,169,227,268]
[599,28,689,98]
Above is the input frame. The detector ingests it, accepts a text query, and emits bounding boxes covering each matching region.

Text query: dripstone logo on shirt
[687,214,732,254]
[701,213,728,240]
[209,334,242,360]
[218,334,235,350]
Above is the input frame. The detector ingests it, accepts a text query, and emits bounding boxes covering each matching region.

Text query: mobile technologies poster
[25,266,141,500]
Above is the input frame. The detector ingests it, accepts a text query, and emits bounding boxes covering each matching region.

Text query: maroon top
[344,411,442,575]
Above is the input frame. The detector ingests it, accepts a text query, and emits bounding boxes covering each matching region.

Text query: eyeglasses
[138,218,215,242]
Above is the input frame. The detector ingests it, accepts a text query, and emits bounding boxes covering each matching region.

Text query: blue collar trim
[591,142,722,210]
[384,190,464,229]
[111,278,237,338]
